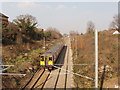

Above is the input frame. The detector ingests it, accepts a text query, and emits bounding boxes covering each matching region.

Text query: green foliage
[2,14,62,45]
[29,48,43,55]
[2,22,8,28]
[2,31,17,45]
[34,30,44,40]
[13,14,37,30]
[44,31,51,38]
[13,14,38,41]
[112,44,117,50]
[2,22,18,45]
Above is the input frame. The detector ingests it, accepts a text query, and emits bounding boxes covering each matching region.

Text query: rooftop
[0,13,9,18]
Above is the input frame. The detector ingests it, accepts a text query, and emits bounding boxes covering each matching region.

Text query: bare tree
[86,21,95,33]
[109,15,120,31]
[69,30,78,36]
[46,27,62,39]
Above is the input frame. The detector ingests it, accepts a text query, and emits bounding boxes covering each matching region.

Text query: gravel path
[66,37,75,88]
[56,37,75,88]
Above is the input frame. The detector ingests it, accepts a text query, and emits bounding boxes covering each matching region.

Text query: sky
[1,1,118,34]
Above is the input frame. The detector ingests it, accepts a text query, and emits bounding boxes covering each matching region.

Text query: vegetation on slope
[2,14,62,88]
[71,29,118,88]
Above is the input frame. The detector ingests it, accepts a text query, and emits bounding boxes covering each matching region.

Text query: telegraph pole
[43,29,46,52]
[95,29,98,89]
[76,34,78,58]
[44,36,46,52]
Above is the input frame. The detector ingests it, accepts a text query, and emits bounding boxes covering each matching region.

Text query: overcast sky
[1,2,118,34]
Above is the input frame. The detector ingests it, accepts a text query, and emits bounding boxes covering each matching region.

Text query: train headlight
[48,61,53,65]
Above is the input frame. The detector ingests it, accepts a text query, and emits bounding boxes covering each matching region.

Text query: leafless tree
[46,27,62,39]
[109,15,120,31]
[86,21,95,33]
[69,31,78,36]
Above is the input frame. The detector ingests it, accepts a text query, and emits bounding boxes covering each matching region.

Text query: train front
[40,53,54,69]
[46,54,54,69]
[40,55,45,68]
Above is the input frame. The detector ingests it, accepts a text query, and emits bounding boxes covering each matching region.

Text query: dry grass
[71,30,118,88]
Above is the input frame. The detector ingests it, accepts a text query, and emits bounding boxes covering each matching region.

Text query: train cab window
[49,57,52,61]
[41,56,44,61]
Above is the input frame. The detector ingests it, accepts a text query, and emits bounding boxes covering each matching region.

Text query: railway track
[22,69,45,89]
[42,46,67,89]
[22,69,51,89]
[54,68,61,89]
[23,43,73,89]
[65,47,69,89]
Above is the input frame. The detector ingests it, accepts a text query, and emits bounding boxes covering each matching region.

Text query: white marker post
[95,29,98,89]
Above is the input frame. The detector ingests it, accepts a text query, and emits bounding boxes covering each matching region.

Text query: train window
[49,57,52,61]
[41,56,44,61]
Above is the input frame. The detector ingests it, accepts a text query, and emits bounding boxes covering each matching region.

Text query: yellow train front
[40,43,63,70]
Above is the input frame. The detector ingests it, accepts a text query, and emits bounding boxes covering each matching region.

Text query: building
[0,13,9,27]
[0,13,9,23]
[113,30,120,35]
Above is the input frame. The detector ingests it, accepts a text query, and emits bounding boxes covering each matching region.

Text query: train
[40,42,64,70]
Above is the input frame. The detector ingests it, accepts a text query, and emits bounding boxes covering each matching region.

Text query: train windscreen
[49,57,52,61]
[41,56,44,61]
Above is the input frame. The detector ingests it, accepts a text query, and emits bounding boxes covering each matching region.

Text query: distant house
[0,13,9,23]
[113,30,120,35]
[0,13,9,27]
